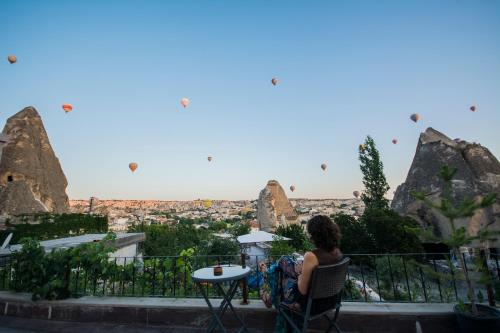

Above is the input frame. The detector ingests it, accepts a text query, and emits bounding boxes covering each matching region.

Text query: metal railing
[0,252,499,303]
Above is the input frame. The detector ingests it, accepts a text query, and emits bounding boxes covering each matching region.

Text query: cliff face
[257,180,298,232]
[392,128,500,246]
[0,107,70,215]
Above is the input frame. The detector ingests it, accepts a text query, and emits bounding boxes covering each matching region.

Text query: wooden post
[241,252,249,305]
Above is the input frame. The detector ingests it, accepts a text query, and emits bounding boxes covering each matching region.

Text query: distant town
[69,198,365,232]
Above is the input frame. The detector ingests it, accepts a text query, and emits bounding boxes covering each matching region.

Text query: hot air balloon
[271,77,278,86]
[359,144,366,152]
[290,185,295,192]
[129,163,138,172]
[181,98,190,108]
[7,55,17,64]
[321,163,327,171]
[470,105,476,112]
[207,156,213,162]
[62,104,73,113]
[353,191,360,198]
[410,113,420,123]
[392,139,398,144]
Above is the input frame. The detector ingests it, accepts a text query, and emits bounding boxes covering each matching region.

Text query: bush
[1,213,108,243]
[333,213,374,254]
[275,224,313,252]
[231,222,251,237]
[129,223,209,256]
[198,236,240,256]
[12,233,116,300]
[269,238,296,259]
[361,208,423,254]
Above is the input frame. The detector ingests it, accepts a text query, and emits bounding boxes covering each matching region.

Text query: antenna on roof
[1,233,13,250]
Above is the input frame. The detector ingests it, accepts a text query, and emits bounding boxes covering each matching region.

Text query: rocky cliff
[0,107,70,215]
[257,180,298,231]
[392,128,500,246]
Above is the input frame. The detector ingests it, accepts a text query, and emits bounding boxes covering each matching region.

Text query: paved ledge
[0,292,457,333]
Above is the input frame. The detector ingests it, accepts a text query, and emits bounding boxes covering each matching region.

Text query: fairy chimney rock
[0,107,70,215]
[257,180,298,232]
[392,127,500,246]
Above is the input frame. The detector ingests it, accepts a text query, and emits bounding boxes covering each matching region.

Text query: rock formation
[257,180,298,231]
[0,107,70,215]
[392,128,500,247]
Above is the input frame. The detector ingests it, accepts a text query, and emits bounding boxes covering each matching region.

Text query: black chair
[278,257,351,333]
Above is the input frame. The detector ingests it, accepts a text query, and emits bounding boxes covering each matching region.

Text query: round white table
[192,265,251,333]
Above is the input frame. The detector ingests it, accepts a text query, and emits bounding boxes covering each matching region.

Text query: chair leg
[325,308,342,333]
[279,308,302,333]
[301,318,309,333]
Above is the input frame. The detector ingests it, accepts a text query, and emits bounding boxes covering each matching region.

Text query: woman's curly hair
[306,215,341,252]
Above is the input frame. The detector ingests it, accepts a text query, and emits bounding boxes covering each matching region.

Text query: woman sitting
[272,215,342,314]
[296,215,343,313]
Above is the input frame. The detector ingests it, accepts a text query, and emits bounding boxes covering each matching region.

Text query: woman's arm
[297,251,319,295]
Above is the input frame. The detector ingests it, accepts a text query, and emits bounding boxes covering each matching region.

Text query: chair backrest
[309,257,350,300]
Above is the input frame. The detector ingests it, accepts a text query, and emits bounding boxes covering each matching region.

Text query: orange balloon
[62,104,73,113]
[271,77,278,86]
[181,97,190,108]
[129,163,138,172]
[7,55,17,64]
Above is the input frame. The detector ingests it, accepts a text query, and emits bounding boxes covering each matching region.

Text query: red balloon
[62,104,73,113]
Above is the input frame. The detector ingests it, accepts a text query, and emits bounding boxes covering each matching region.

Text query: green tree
[333,214,374,254]
[198,236,240,256]
[129,224,209,256]
[269,237,296,259]
[231,221,251,237]
[361,209,423,254]
[208,221,228,232]
[359,136,390,210]
[275,224,312,252]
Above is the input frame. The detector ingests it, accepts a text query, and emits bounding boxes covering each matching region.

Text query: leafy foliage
[275,224,313,252]
[1,213,108,244]
[128,223,209,256]
[361,208,424,254]
[230,221,251,237]
[198,236,240,256]
[333,213,374,254]
[358,136,390,210]
[12,233,116,300]
[269,237,296,259]
[333,211,423,254]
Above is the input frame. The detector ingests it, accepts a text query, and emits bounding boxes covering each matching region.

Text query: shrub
[198,236,239,256]
[11,233,116,300]
[275,224,312,252]
[361,208,423,254]
[1,213,108,243]
[333,213,374,254]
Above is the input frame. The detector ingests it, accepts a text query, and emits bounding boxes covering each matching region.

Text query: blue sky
[1,0,499,200]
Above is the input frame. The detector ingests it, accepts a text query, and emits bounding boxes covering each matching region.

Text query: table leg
[207,280,240,333]
[196,282,228,333]
[214,282,249,333]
